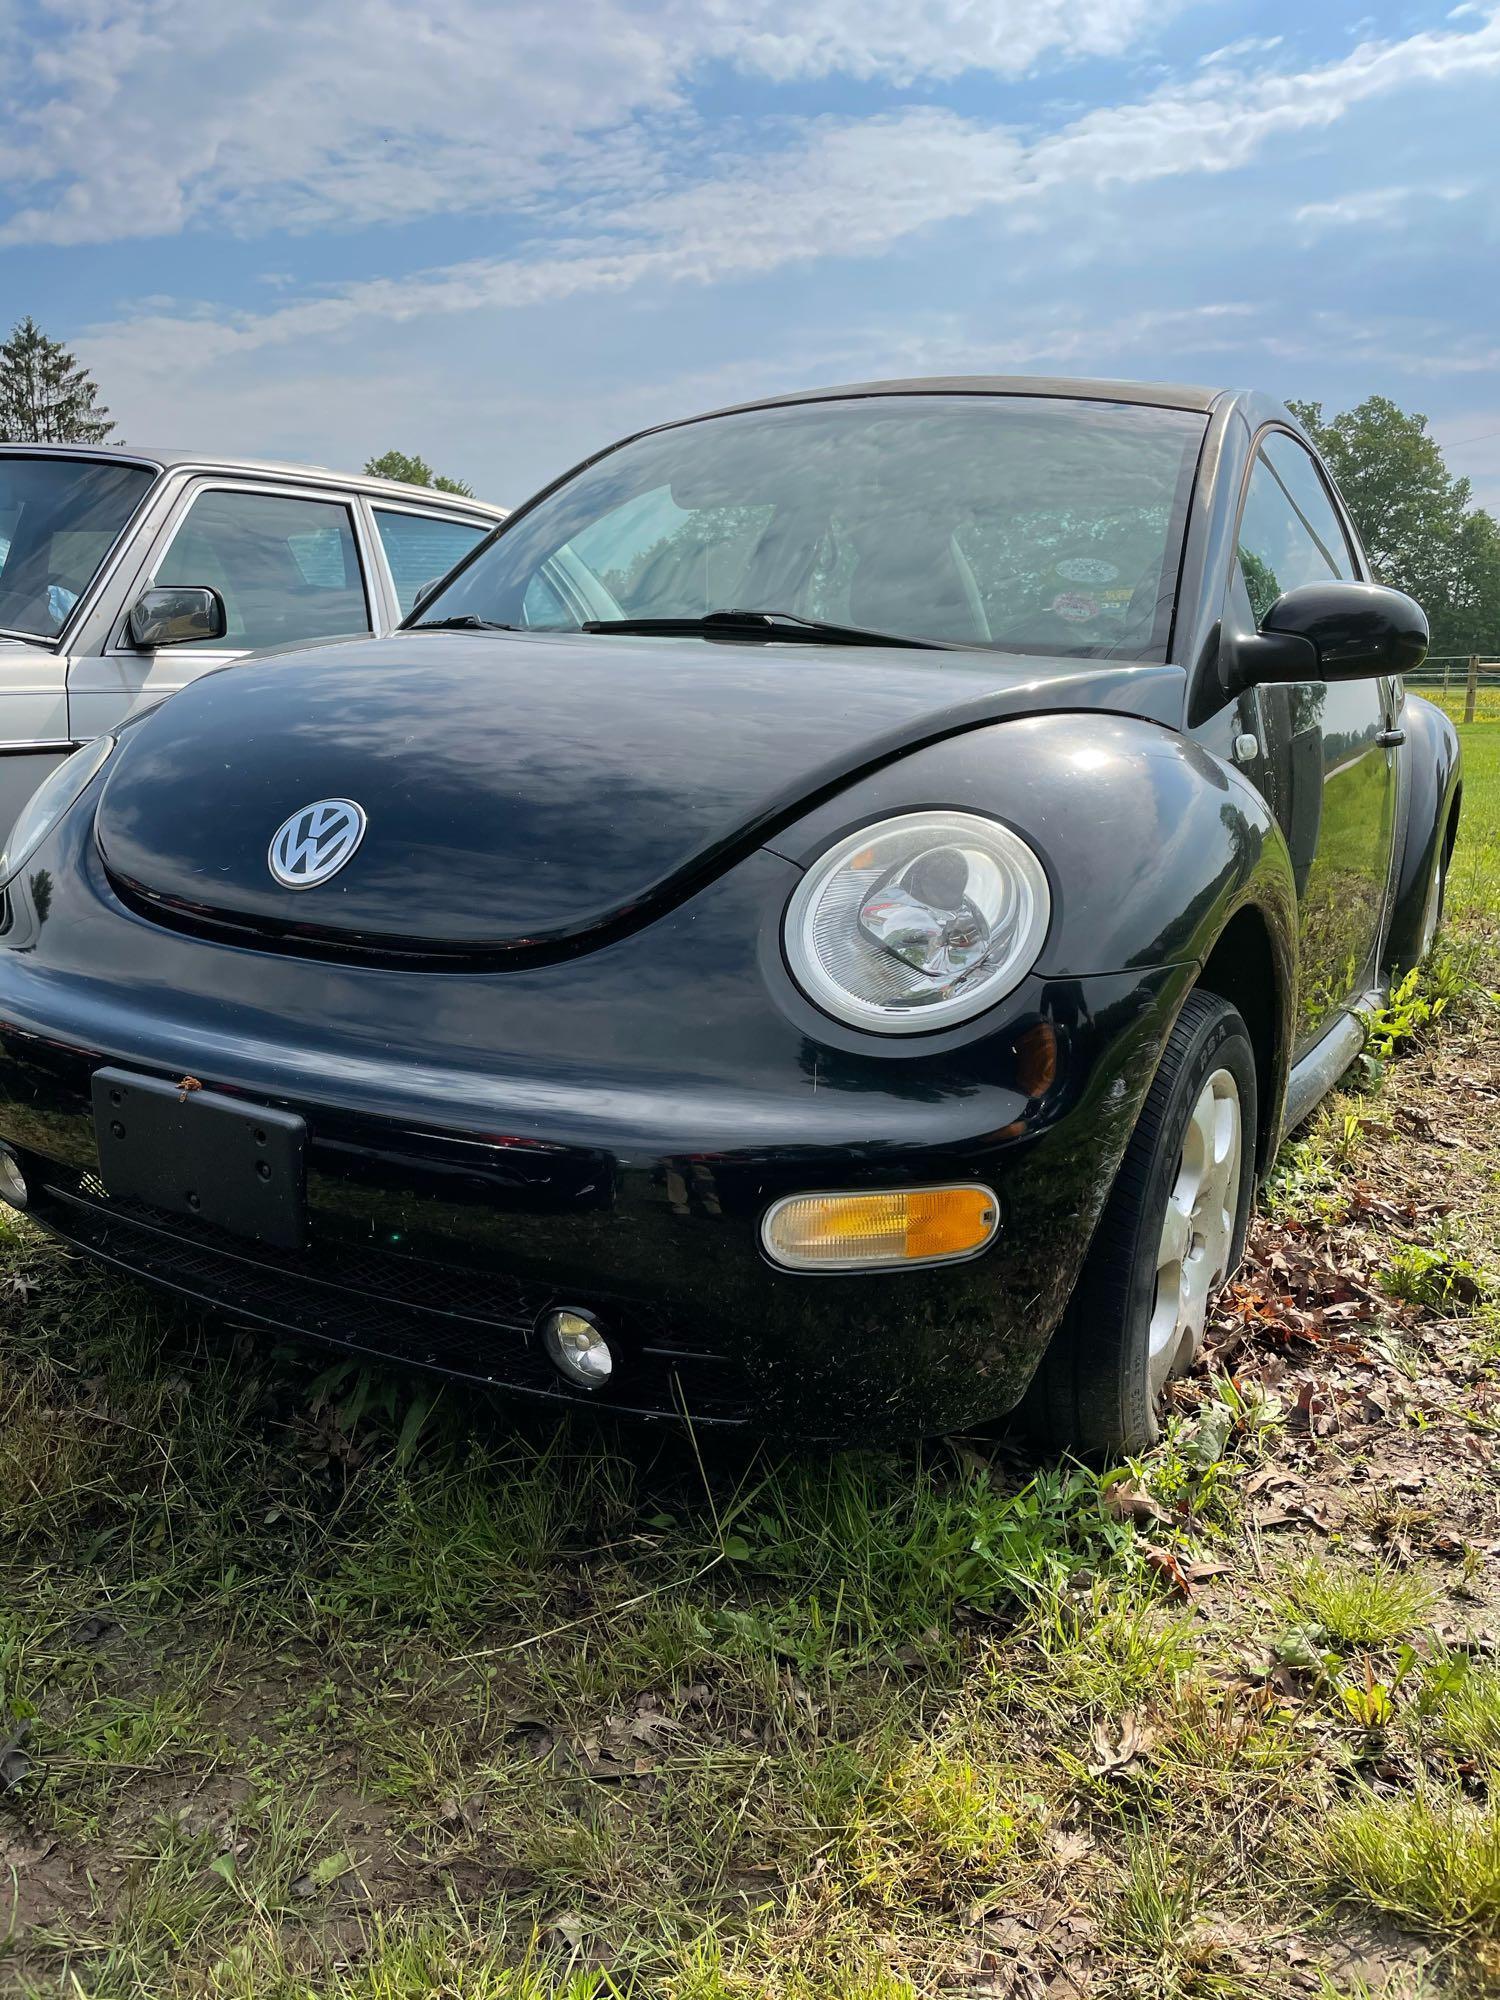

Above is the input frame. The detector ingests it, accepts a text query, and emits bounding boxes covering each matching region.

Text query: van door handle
[1376,728,1406,747]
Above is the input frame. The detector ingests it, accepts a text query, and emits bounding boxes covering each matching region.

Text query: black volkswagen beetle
[0,377,1461,1450]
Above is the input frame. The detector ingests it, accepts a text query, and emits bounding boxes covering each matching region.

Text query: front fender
[1386,694,1462,972]
[766,711,1299,986]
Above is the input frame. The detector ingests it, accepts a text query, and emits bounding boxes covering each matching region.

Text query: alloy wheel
[1147,1066,1242,1395]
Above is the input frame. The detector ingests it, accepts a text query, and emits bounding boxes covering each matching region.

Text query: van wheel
[1025,990,1258,1455]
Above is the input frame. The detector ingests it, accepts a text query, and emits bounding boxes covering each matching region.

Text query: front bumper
[0,981,1173,1439]
[0,831,1193,1438]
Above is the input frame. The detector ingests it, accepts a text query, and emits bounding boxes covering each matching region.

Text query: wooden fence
[1405,655,1500,721]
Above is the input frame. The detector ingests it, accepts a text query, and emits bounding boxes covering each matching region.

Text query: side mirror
[128,585,228,650]
[410,576,443,616]
[1224,581,1427,693]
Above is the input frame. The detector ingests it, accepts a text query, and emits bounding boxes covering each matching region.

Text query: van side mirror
[128,585,228,649]
[1224,581,1428,693]
[410,576,443,616]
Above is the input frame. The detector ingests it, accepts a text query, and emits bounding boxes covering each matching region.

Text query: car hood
[95,630,1184,957]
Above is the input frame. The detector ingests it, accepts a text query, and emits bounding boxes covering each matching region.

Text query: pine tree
[0,317,115,444]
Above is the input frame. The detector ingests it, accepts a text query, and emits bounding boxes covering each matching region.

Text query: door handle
[1376,728,1406,748]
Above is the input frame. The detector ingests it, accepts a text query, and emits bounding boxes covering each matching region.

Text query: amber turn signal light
[761,1185,999,1272]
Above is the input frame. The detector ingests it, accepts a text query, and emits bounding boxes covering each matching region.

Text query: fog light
[538,1307,612,1388]
[0,1147,27,1210]
[762,1185,998,1272]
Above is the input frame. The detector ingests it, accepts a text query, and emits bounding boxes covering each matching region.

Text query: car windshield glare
[419,395,1207,659]
[0,455,156,640]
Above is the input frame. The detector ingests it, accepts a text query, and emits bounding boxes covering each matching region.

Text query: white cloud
[1295,184,1473,230]
[1198,35,1283,66]
[1027,12,1500,190]
[716,0,1179,84]
[76,299,1264,503]
[0,0,690,245]
[75,6,1500,394]
[0,0,1187,248]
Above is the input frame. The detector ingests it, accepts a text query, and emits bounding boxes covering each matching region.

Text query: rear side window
[374,508,490,616]
[1236,434,1355,625]
[154,489,371,651]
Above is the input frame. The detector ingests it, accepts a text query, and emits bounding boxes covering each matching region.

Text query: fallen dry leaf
[1142,1542,1195,1598]
[1048,1827,1094,1868]
[1086,1712,1155,1778]
[1103,1478,1174,1527]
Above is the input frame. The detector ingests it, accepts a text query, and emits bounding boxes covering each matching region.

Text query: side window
[153,489,371,651]
[1235,435,1355,627]
[372,509,490,616]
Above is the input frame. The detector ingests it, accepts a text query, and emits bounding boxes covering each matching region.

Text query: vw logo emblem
[268,798,368,889]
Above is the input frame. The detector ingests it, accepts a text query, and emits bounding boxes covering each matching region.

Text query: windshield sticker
[1050,591,1100,623]
[1055,557,1120,584]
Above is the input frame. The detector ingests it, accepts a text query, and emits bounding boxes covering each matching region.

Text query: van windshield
[417,395,1206,659]
[0,455,156,640]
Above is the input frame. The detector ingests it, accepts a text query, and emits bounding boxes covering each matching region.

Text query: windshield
[419,394,1206,658]
[0,455,156,640]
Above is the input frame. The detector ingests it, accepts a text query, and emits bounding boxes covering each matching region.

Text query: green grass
[1427,683,1500,727]
[1447,715,1500,920]
[1096,1841,1257,2000]
[0,724,1497,1997]
[1304,1793,1500,1942]
[1430,1662,1500,1775]
[1382,1239,1491,1315]
[1279,1555,1439,1650]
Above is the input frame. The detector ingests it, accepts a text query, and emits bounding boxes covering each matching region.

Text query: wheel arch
[1444,779,1462,863]
[1192,899,1293,1174]
[1386,693,1462,973]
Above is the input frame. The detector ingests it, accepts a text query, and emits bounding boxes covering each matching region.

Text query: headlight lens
[783,809,1050,1033]
[0,735,116,887]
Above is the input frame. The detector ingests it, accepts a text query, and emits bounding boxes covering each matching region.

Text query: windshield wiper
[0,628,55,649]
[408,614,518,632]
[580,608,945,650]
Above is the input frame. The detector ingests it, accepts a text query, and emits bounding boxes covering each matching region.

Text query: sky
[2,0,1499,512]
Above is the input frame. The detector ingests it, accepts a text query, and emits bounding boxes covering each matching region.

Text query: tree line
[0,311,1494,651]
[1289,397,1499,659]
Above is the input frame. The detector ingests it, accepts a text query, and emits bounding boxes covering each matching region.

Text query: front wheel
[1025,990,1258,1454]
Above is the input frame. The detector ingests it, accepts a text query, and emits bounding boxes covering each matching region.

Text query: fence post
[1465,654,1480,724]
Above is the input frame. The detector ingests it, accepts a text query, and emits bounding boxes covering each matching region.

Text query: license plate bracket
[92,1067,306,1250]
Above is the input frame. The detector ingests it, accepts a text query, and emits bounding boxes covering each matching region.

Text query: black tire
[1024,989,1258,1456]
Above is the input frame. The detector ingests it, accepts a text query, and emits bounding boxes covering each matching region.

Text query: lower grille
[32,1171,751,1424]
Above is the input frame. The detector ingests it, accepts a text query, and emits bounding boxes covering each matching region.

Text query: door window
[1236,436,1390,1049]
[153,489,370,651]
[372,508,491,616]
[1235,434,1355,625]
[0,456,155,638]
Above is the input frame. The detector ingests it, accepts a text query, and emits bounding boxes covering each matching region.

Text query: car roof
[0,440,508,516]
[680,374,1227,423]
